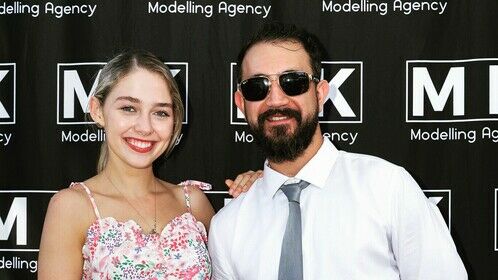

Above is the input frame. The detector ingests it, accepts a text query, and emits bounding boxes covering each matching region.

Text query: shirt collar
[261,137,339,198]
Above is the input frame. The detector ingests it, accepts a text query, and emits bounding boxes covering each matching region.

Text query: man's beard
[248,107,318,163]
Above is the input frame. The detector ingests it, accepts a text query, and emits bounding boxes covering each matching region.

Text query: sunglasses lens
[280,72,310,96]
[240,77,269,101]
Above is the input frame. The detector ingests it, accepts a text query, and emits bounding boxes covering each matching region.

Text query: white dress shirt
[209,138,467,280]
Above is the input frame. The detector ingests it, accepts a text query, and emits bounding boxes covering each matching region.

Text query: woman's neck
[102,159,157,197]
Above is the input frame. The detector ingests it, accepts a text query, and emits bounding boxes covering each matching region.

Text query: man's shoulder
[339,150,401,171]
[334,150,412,190]
[211,180,261,225]
[213,194,245,221]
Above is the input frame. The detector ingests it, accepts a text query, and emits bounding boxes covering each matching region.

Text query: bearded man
[209,22,467,280]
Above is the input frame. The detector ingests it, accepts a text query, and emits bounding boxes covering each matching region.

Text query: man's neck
[267,128,323,177]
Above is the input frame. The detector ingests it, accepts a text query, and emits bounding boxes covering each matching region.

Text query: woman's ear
[89,96,105,127]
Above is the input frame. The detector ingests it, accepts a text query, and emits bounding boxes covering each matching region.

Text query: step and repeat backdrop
[0,0,497,278]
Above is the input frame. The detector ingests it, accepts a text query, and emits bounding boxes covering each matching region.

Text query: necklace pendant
[150,228,157,235]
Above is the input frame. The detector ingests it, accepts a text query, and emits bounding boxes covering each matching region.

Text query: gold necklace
[103,171,157,235]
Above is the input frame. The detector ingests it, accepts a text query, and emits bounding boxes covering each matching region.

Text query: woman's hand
[225,170,263,198]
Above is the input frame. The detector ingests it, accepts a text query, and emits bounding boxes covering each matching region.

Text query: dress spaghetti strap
[70,182,101,219]
[178,180,212,213]
[183,185,193,212]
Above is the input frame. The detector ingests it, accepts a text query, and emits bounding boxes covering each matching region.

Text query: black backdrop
[0,0,497,279]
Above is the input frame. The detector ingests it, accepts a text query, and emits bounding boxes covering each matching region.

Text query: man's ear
[316,80,330,113]
[89,96,105,127]
[234,90,245,113]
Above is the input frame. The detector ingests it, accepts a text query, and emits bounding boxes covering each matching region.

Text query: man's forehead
[241,41,312,77]
[245,40,306,58]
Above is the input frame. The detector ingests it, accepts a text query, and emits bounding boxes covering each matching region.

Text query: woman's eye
[155,111,170,118]
[120,106,136,112]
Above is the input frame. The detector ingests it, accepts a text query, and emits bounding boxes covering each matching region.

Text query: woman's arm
[188,186,216,231]
[38,188,89,279]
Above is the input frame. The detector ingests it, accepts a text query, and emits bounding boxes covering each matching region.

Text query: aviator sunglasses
[238,71,320,102]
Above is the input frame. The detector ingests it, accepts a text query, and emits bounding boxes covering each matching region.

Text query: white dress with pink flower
[72,181,212,280]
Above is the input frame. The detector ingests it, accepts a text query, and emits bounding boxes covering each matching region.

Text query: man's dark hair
[237,22,325,81]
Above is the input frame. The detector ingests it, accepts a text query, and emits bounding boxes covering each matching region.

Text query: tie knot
[280,180,310,203]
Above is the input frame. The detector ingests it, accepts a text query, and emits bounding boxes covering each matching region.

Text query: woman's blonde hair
[91,50,184,172]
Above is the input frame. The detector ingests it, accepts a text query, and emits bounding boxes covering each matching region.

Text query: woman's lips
[125,137,155,153]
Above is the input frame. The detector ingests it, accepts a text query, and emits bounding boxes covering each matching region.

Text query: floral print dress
[72,181,212,280]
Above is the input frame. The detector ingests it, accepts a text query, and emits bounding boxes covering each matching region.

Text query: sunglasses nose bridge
[263,74,279,92]
[267,74,279,82]
[266,75,283,94]
[265,76,290,106]
[266,73,285,92]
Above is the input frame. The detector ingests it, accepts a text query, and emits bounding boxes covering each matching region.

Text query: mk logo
[319,61,363,123]
[0,63,16,124]
[406,58,498,122]
[57,62,189,125]
[0,198,26,245]
[423,189,451,232]
[230,61,363,125]
[0,191,56,251]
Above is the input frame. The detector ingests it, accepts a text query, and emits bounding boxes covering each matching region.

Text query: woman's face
[94,68,175,170]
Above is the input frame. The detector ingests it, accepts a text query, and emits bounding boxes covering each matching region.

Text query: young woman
[38,50,260,279]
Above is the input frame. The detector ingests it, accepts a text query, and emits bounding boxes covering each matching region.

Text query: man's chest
[228,194,395,279]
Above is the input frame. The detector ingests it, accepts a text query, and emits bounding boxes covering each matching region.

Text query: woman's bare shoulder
[51,184,88,207]
[46,182,96,228]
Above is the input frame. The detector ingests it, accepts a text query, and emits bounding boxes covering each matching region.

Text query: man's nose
[265,78,289,107]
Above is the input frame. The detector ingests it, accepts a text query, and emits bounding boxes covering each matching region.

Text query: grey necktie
[278,180,310,280]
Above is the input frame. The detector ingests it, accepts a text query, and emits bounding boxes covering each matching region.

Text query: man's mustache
[257,108,302,125]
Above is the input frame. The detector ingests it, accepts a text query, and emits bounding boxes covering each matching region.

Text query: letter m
[0,197,27,245]
[63,70,101,118]
[412,67,465,116]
